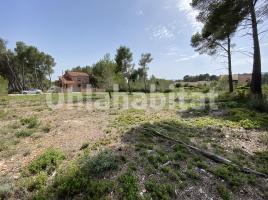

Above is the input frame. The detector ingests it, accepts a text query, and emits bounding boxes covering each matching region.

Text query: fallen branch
[142,128,268,179]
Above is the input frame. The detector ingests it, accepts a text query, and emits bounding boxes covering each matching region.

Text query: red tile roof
[59,76,75,84]
[67,71,89,77]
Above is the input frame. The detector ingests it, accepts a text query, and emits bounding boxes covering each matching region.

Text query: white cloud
[149,25,175,39]
[175,53,199,62]
[136,10,144,16]
[177,0,202,32]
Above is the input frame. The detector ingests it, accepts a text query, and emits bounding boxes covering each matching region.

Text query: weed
[213,165,248,190]
[26,148,65,175]
[16,129,34,138]
[254,151,268,174]
[82,150,118,177]
[186,169,200,180]
[20,116,39,129]
[217,184,231,200]
[118,170,139,200]
[145,180,174,200]
[24,171,48,191]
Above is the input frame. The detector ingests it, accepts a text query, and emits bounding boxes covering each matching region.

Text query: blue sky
[1,0,268,80]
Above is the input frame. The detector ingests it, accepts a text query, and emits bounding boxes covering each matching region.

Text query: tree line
[191,0,268,96]
[0,38,55,92]
[69,46,154,96]
[181,74,219,82]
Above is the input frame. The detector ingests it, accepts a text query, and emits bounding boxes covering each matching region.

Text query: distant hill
[0,76,8,95]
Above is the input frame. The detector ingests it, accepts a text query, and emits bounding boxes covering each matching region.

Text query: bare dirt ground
[0,101,111,182]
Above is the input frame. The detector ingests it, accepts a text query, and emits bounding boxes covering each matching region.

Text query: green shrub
[239,119,260,129]
[118,170,139,200]
[145,180,174,200]
[247,95,268,112]
[82,150,118,177]
[217,184,231,200]
[21,116,39,129]
[213,165,248,190]
[27,149,65,175]
[24,171,48,191]
[16,129,34,137]
[254,151,268,174]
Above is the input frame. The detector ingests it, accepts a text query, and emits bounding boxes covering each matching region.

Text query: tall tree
[139,53,153,93]
[191,0,248,93]
[115,46,135,94]
[192,0,268,96]
[92,54,117,99]
[0,39,55,92]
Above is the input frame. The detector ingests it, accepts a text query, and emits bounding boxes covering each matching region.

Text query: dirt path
[0,105,110,181]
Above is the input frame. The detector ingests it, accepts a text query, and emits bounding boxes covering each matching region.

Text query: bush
[82,150,118,177]
[118,170,139,200]
[24,171,48,191]
[16,129,34,137]
[217,184,231,200]
[247,95,268,112]
[145,180,174,200]
[27,149,65,175]
[20,116,39,129]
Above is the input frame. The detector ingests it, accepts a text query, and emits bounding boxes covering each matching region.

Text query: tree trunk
[108,91,112,99]
[127,79,132,94]
[5,54,22,92]
[227,36,234,93]
[143,67,147,93]
[250,0,262,96]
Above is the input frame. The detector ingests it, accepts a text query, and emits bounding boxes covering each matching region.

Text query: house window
[77,78,81,82]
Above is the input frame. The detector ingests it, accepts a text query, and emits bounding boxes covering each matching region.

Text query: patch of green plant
[227,108,268,129]
[254,151,268,174]
[20,116,40,129]
[172,144,190,160]
[145,180,174,200]
[16,129,34,138]
[147,153,168,168]
[26,148,65,175]
[213,165,249,190]
[82,150,118,177]
[34,154,115,199]
[23,171,48,192]
[118,170,139,200]
[185,169,200,180]
[217,184,231,200]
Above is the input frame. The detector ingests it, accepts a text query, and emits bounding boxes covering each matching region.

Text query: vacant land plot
[0,92,267,199]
